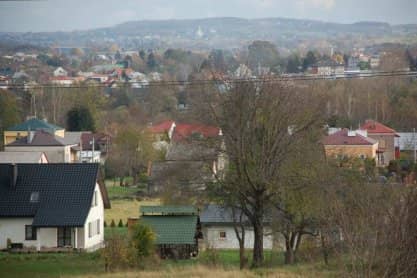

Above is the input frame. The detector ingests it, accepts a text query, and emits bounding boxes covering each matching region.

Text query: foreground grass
[70,264,336,278]
[0,250,339,278]
[0,252,103,278]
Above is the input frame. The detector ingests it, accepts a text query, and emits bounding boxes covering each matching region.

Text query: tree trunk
[252,220,264,267]
[284,232,300,265]
[320,232,329,266]
[239,239,247,269]
[285,248,295,264]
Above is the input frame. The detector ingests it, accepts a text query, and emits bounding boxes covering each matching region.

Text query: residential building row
[2,117,110,164]
[322,120,400,166]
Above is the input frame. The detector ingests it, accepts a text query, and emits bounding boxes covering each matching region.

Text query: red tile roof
[360,120,398,135]
[172,123,220,142]
[322,129,377,146]
[149,120,175,134]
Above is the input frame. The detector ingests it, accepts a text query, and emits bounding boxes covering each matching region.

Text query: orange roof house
[322,129,378,160]
[360,120,400,165]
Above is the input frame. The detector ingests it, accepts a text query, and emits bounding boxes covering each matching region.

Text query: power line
[3,70,417,90]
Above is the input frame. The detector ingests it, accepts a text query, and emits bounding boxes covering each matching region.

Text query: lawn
[0,250,339,278]
[0,252,104,278]
[104,181,160,225]
[104,199,160,225]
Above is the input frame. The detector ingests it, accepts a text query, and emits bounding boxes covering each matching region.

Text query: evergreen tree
[66,106,96,132]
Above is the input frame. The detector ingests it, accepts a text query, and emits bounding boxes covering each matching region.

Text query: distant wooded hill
[1,17,416,50]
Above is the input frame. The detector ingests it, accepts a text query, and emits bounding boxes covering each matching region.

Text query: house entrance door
[58,227,72,247]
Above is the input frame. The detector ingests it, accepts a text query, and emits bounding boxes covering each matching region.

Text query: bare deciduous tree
[203,79,323,267]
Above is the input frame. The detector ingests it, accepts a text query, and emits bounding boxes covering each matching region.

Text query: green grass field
[0,250,338,278]
[0,252,104,278]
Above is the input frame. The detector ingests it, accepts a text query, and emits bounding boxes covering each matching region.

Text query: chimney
[9,164,18,189]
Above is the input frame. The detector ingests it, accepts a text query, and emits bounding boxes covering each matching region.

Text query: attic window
[30,192,39,203]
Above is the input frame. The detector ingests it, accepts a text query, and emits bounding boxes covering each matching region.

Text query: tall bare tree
[203,79,323,267]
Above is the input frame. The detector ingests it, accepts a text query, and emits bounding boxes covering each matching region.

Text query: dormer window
[30,192,39,203]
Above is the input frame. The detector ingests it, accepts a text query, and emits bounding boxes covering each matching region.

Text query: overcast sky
[0,0,416,32]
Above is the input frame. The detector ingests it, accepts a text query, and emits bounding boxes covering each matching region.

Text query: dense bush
[101,223,156,272]
[130,223,156,260]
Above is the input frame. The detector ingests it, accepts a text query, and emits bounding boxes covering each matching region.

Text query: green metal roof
[7,118,64,132]
[140,205,197,215]
[141,215,197,245]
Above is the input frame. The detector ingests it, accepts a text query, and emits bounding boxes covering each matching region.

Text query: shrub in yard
[200,246,220,266]
[118,219,124,227]
[110,219,116,228]
[101,233,130,272]
[104,221,107,228]
[130,223,156,262]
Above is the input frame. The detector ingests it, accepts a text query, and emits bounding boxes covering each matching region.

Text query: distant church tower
[196,26,204,38]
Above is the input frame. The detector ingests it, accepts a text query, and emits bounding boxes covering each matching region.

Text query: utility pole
[413,128,416,164]
[92,136,95,163]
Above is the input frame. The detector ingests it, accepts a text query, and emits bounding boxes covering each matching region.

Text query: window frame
[219,231,227,239]
[25,225,37,241]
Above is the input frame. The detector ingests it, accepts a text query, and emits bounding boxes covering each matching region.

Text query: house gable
[0,163,101,227]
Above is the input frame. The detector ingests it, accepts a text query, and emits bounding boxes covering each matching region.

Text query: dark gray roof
[166,142,218,161]
[0,163,99,227]
[200,204,249,224]
[200,204,271,225]
[7,130,65,146]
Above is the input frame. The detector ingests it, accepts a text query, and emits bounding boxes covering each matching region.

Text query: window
[25,225,37,240]
[359,154,366,160]
[219,231,227,239]
[91,190,98,207]
[30,192,39,203]
[58,227,71,247]
[88,220,101,238]
[88,222,92,238]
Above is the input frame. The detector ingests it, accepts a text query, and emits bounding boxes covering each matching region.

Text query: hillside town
[2,1,417,278]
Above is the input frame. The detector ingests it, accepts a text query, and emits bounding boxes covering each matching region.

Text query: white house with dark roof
[200,205,273,250]
[0,163,110,251]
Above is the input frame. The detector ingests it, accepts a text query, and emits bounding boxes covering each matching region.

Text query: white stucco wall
[82,183,104,251]
[0,218,58,249]
[202,225,273,250]
[38,228,58,248]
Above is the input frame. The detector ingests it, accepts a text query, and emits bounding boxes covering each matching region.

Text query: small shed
[140,205,199,259]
